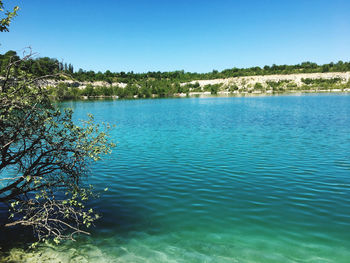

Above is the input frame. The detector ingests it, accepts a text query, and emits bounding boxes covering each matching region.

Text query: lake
[2,94,350,262]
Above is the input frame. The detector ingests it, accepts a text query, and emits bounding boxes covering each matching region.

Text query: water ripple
[3,95,350,262]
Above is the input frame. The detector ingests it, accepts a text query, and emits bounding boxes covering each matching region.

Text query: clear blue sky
[2,0,350,73]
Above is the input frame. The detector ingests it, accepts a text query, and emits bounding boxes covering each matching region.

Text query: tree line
[1,50,350,84]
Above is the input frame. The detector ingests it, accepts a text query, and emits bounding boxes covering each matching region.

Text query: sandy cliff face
[185,72,350,89]
[41,79,127,89]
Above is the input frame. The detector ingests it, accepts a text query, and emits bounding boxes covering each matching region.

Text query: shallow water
[3,94,350,262]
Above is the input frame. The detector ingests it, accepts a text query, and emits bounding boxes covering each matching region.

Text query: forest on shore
[1,50,350,100]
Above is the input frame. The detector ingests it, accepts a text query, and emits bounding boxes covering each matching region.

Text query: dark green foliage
[228,84,239,92]
[286,82,298,89]
[266,80,290,91]
[201,84,221,94]
[1,50,350,84]
[301,78,342,85]
[182,82,201,92]
[254,82,264,90]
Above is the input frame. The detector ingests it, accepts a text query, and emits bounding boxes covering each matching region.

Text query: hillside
[1,50,350,99]
[38,71,350,99]
[184,71,350,95]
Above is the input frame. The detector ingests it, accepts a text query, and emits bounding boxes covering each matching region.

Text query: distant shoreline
[41,71,350,101]
[56,90,350,102]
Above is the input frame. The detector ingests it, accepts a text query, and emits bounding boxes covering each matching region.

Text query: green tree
[0,0,19,32]
[0,54,115,243]
[0,8,115,242]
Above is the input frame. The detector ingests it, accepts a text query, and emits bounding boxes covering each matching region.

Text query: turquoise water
[3,94,350,262]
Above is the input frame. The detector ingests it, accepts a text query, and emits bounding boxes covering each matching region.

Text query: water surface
[4,94,350,262]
